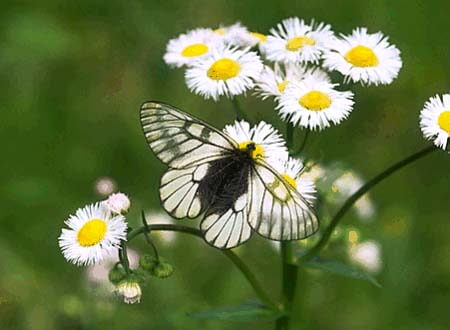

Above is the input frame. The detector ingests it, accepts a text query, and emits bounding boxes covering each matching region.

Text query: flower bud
[151,261,174,279]
[139,254,158,271]
[108,264,127,284]
[115,280,142,304]
[104,192,131,214]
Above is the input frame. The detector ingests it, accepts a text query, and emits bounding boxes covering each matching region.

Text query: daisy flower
[420,93,450,150]
[255,63,331,99]
[272,157,317,205]
[223,120,288,162]
[323,27,402,85]
[264,17,334,64]
[213,22,250,46]
[59,203,127,266]
[163,28,222,68]
[277,76,354,130]
[185,46,263,101]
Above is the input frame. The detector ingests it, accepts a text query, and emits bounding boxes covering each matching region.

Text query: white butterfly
[140,101,319,249]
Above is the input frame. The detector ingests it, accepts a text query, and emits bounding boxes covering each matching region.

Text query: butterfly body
[141,101,319,249]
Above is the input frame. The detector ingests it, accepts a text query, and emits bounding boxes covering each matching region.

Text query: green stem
[127,224,279,310]
[293,130,310,156]
[276,241,298,329]
[119,240,131,274]
[275,123,299,329]
[231,97,249,122]
[286,123,294,148]
[301,145,437,261]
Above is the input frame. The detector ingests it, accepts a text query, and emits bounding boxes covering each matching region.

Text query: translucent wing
[140,101,237,169]
[200,194,252,249]
[159,163,210,219]
[247,160,319,241]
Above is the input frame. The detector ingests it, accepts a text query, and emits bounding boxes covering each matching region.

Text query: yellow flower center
[277,80,289,93]
[344,45,379,67]
[282,173,297,189]
[299,90,332,111]
[250,32,267,43]
[286,36,315,51]
[207,58,241,80]
[238,141,265,159]
[438,111,450,133]
[214,28,226,35]
[77,219,107,247]
[181,43,209,57]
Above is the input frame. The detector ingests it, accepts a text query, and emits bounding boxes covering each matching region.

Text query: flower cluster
[164,18,403,130]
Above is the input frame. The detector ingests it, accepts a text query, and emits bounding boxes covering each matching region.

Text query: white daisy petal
[277,76,354,130]
[59,203,128,266]
[163,28,223,68]
[419,93,450,151]
[213,22,251,46]
[323,27,402,85]
[264,17,335,64]
[272,157,317,205]
[185,46,263,101]
[223,120,288,163]
[255,63,331,99]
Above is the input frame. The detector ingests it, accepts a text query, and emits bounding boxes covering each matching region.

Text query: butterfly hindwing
[140,102,237,169]
[247,160,319,241]
[201,194,252,249]
[159,163,210,219]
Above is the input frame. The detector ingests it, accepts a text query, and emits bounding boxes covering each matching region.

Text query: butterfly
[140,101,319,249]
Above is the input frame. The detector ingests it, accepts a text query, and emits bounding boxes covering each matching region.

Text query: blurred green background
[1,0,449,329]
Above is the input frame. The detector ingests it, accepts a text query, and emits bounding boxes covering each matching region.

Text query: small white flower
[349,240,382,273]
[277,77,354,130]
[116,280,142,304]
[323,27,402,85]
[255,63,330,99]
[213,22,250,46]
[185,46,263,101]
[223,120,288,163]
[59,203,127,266]
[104,192,131,214]
[163,28,222,68]
[420,93,450,150]
[264,17,335,64]
[272,157,317,205]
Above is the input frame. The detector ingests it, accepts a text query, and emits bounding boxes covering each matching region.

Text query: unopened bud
[151,262,174,279]
[104,192,131,214]
[139,254,158,271]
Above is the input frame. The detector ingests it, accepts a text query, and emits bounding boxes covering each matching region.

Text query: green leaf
[304,256,382,288]
[188,301,284,322]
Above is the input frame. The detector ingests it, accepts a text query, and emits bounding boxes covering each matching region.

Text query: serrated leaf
[304,256,382,288]
[188,301,284,322]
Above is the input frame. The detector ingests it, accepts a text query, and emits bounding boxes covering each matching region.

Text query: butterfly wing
[201,193,252,249]
[247,159,319,241]
[140,101,237,169]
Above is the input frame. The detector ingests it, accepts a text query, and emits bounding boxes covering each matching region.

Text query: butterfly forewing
[248,159,319,241]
